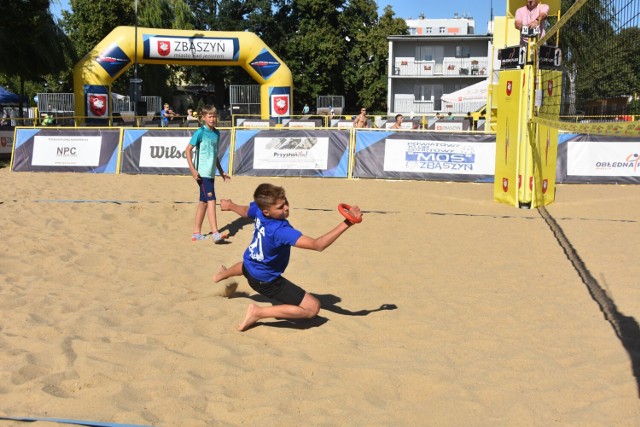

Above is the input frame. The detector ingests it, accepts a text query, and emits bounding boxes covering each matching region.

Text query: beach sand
[1,168,639,426]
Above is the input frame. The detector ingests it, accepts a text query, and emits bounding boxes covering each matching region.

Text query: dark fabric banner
[353,130,496,182]
[233,129,350,177]
[11,128,120,173]
[120,128,231,175]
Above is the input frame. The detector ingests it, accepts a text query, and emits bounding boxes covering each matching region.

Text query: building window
[408,28,417,35]
[426,27,432,34]
[415,46,433,62]
[439,27,446,34]
[414,84,433,102]
[456,45,470,58]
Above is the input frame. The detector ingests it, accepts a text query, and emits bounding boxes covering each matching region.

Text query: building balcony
[393,57,488,77]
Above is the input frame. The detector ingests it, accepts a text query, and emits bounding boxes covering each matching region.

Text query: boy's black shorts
[242,264,306,306]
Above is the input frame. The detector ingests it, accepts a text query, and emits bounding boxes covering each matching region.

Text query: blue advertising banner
[353,130,496,182]
[11,128,120,173]
[233,129,350,177]
[120,128,231,175]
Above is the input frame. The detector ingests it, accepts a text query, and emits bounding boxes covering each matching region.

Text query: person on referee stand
[514,0,549,45]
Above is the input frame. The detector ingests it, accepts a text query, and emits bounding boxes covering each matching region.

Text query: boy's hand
[338,203,362,224]
[219,199,232,211]
[347,205,362,224]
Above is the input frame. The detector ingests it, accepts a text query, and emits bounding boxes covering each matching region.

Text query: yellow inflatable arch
[73,26,293,123]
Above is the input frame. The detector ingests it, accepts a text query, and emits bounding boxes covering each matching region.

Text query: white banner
[253,136,329,169]
[288,121,316,128]
[567,141,640,176]
[383,139,495,174]
[147,36,236,61]
[0,130,13,154]
[32,136,102,166]
[140,136,191,168]
[435,122,464,131]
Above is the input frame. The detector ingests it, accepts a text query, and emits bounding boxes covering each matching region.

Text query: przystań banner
[233,129,349,177]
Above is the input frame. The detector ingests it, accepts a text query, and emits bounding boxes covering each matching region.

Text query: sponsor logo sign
[271,94,290,116]
[96,43,130,77]
[288,121,316,128]
[383,139,495,175]
[32,136,102,166]
[0,131,13,154]
[139,137,191,168]
[145,36,239,61]
[502,177,509,192]
[434,122,463,131]
[87,93,108,117]
[253,136,329,169]
[568,141,640,176]
[506,80,513,96]
[250,48,281,79]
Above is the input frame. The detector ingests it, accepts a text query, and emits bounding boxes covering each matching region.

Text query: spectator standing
[353,107,369,128]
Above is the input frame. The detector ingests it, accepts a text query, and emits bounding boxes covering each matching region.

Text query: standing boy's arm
[216,158,230,182]
[185,143,199,180]
[294,205,362,252]
[220,199,249,218]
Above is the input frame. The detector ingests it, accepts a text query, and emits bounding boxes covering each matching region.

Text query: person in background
[353,107,369,128]
[186,108,199,122]
[160,103,178,127]
[302,103,310,115]
[391,114,403,129]
[514,0,549,45]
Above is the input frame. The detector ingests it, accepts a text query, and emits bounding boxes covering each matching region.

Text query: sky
[50,0,508,35]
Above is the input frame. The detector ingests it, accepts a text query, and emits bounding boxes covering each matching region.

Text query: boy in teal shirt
[185,105,230,243]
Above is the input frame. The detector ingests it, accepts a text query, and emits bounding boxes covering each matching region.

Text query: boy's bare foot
[213,265,227,283]
[237,304,260,332]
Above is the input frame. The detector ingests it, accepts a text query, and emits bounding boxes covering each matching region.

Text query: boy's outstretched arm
[220,199,249,218]
[295,205,362,252]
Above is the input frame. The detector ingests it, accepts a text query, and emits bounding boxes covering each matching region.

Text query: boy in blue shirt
[185,105,230,243]
[214,183,362,331]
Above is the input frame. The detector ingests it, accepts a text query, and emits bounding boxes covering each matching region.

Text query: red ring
[338,203,362,223]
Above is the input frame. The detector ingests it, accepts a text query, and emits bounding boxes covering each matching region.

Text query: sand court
[1,168,639,426]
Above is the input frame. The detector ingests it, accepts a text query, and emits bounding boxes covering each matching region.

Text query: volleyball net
[533,0,640,136]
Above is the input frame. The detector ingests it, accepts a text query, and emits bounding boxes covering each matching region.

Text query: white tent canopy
[441,79,489,104]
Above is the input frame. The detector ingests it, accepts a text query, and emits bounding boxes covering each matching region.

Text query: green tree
[0,0,75,114]
[342,3,407,112]
[284,0,347,111]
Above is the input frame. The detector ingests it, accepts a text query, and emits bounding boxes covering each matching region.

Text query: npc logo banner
[31,136,102,167]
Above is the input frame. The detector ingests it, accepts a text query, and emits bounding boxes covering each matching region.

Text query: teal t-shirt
[189,126,220,178]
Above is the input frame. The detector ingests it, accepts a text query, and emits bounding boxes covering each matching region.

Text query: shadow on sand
[229,291,397,331]
[539,206,640,397]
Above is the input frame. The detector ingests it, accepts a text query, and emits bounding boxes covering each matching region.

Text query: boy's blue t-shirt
[188,126,220,178]
[243,202,303,282]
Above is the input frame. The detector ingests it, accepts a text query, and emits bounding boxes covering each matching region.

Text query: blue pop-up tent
[0,87,25,105]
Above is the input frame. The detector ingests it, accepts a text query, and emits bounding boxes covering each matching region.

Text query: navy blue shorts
[242,264,306,306]
[197,177,216,202]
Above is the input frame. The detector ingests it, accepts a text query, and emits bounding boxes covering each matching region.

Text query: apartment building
[388,14,493,115]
